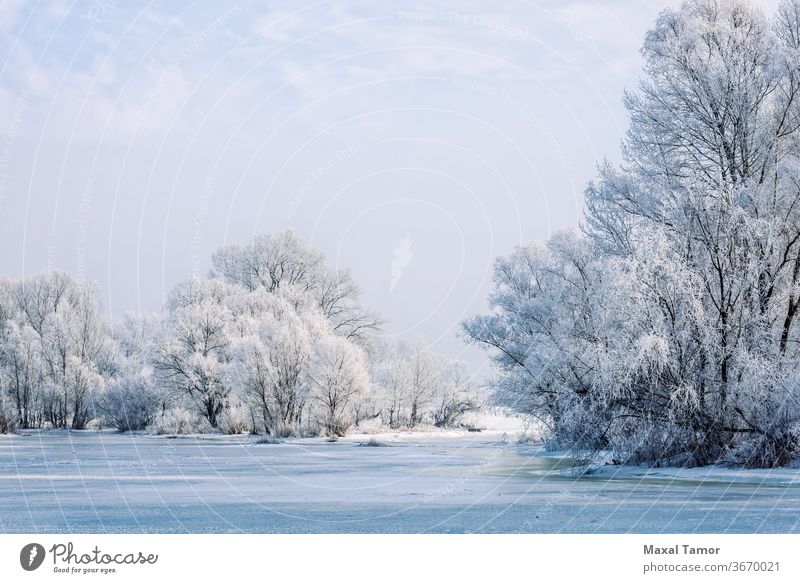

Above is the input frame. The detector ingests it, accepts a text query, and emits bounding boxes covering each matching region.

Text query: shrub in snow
[517,431,540,445]
[358,438,389,447]
[97,375,158,432]
[275,425,298,438]
[218,401,252,435]
[298,425,320,438]
[150,407,212,435]
[723,428,800,469]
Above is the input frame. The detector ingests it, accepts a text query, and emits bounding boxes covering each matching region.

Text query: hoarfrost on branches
[464,0,800,467]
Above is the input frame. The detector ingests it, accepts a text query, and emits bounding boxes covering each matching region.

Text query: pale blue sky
[0,0,782,372]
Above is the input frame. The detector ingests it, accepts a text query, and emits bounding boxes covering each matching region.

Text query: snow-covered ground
[1,424,799,533]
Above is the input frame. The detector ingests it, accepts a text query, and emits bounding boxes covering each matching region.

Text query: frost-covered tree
[153,278,233,428]
[107,312,162,366]
[0,272,106,429]
[0,320,45,428]
[0,391,16,434]
[370,341,417,428]
[466,0,800,467]
[210,231,382,344]
[154,235,385,437]
[405,339,440,427]
[98,312,162,431]
[226,288,315,436]
[308,335,370,436]
[463,233,620,448]
[369,338,479,428]
[590,0,800,465]
[0,232,462,438]
[431,360,482,428]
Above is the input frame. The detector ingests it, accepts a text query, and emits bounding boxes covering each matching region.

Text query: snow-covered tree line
[0,232,480,436]
[464,0,800,468]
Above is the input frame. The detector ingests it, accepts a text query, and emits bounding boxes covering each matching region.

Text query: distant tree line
[0,232,480,437]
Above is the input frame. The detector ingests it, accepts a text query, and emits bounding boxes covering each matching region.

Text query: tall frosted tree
[465,0,800,467]
[308,335,370,436]
[226,287,317,436]
[153,278,234,429]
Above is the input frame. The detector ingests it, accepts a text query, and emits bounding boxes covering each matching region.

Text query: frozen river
[1,430,799,533]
